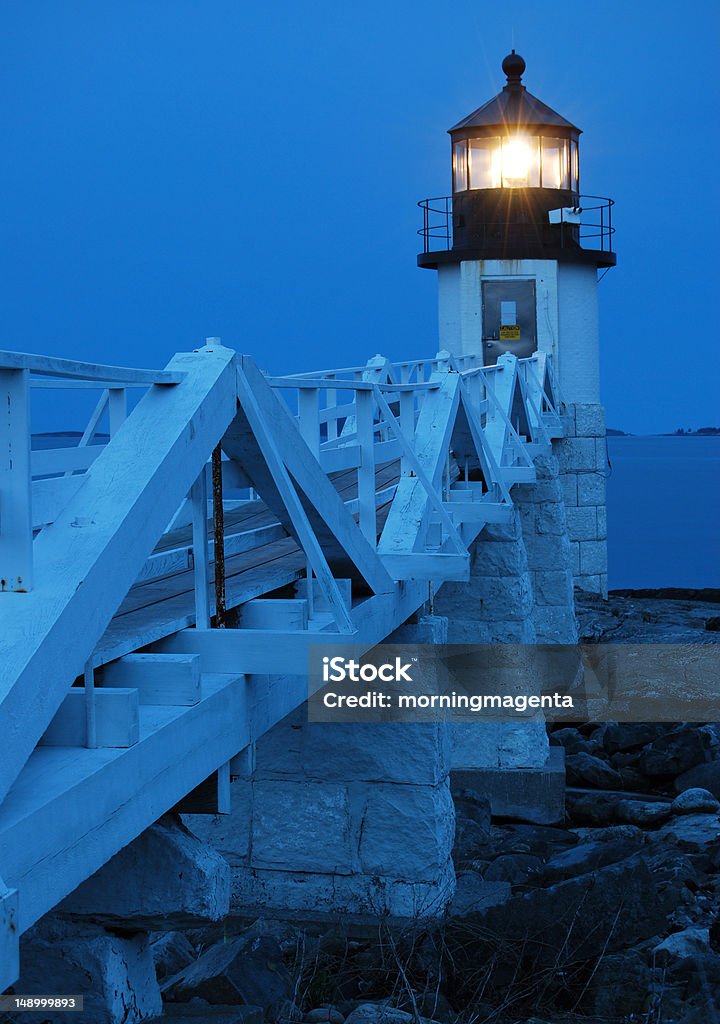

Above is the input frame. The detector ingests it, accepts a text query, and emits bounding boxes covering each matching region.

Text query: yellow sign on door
[499,325,521,341]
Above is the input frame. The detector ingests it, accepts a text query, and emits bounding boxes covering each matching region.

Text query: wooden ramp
[0,343,563,986]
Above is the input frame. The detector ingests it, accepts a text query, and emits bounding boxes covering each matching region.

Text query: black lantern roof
[450,51,580,135]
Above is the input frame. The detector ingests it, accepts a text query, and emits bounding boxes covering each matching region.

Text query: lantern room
[418,51,615,268]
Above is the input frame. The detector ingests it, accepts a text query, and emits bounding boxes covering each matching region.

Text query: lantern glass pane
[501,135,540,187]
[541,138,570,189]
[453,140,468,192]
[571,140,579,192]
[468,137,501,189]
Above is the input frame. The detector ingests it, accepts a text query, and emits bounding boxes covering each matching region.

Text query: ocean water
[606,435,719,589]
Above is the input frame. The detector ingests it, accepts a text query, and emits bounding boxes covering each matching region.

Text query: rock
[649,812,720,851]
[676,761,720,798]
[672,788,720,815]
[571,824,645,844]
[602,722,672,754]
[305,1008,345,1024]
[164,1005,264,1023]
[494,823,578,859]
[344,1004,437,1024]
[705,616,720,631]
[654,927,711,965]
[150,930,196,982]
[565,752,623,789]
[580,950,656,1018]
[484,853,543,884]
[615,798,672,827]
[162,921,295,1017]
[565,790,618,826]
[541,838,642,883]
[549,727,594,756]
[18,918,162,1024]
[449,872,510,917]
[636,727,711,779]
[60,814,231,927]
[457,855,664,965]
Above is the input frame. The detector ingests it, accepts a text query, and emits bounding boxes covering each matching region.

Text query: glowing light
[502,136,531,185]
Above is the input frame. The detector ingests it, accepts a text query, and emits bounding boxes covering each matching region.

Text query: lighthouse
[419,52,615,596]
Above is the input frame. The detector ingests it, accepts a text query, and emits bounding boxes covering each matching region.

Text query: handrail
[0,350,185,385]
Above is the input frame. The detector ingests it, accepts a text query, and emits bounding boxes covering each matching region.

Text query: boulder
[541,837,642,883]
[676,762,720,798]
[649,813,720,851]
[344,1004,438,1024]
[456,855,664,966]
[150,931,197,982]
[565,791,618,826]
[614,799,672,827]
[636,727,711,779]
[549,728,595,756]
[602,722,673,754]
[654,927,711,966]
[305,1008,345,1024]
[571,824,645,845]
[162,922,296,1019]
[484,853,543,884]
[671,788,720,815]
[580,950,656,1018]
[565,752,622,789]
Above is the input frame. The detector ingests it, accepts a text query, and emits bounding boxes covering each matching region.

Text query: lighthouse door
[481,280,537,365]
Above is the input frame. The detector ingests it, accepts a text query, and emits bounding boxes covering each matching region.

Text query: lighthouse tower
[419,52,615,596]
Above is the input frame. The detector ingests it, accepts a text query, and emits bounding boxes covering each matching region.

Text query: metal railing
[418,193,615,254]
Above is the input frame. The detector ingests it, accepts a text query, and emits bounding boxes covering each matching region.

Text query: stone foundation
[555,402,608,597]
[185,710,456,920]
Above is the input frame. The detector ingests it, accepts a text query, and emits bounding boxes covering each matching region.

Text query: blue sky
[2,0,719,433]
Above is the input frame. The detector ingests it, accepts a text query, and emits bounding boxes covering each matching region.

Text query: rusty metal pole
[211,444,226,628]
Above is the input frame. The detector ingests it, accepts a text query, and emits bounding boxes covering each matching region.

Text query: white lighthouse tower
[418,51,615,595]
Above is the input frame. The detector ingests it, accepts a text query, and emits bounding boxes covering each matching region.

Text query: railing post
[298,388,320,458]
[355,388,377,545]
[0,368,33,592]
[108,387,127,436]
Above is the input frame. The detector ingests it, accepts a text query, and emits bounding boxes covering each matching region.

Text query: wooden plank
[31,444,104,476]
[173,762,230,815]
[238,598,309,630]
[190,470,211,629]
[102,653,201,706]
[0,344,238,805]
[0,674,247,934]
[377,372,462,557]
[380,552,469,583]
[0,369,33,591]
[39,688,140,748]
[230,357,393,596]
[0,349,184,385]
[155,581,427,676]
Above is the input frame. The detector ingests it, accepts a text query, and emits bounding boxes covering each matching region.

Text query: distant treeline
[671,427,720,435]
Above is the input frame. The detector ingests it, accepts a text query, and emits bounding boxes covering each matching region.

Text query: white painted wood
[102,653,201,706]
[156,580,427,676]
[377,373,465,557]
[295,576,352,612]
[0,344,237,804]
[380,552,469,582]
[0,369,33,591]
[39,687,140,748]
[32,444,103,476]
[238,598,309,630]
[108,388,127,437]
[31,476,84,530]
[0,673,247,933]
[0,349,184,384]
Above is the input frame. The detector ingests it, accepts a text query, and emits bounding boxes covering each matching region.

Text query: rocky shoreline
[4,591,720,1024]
